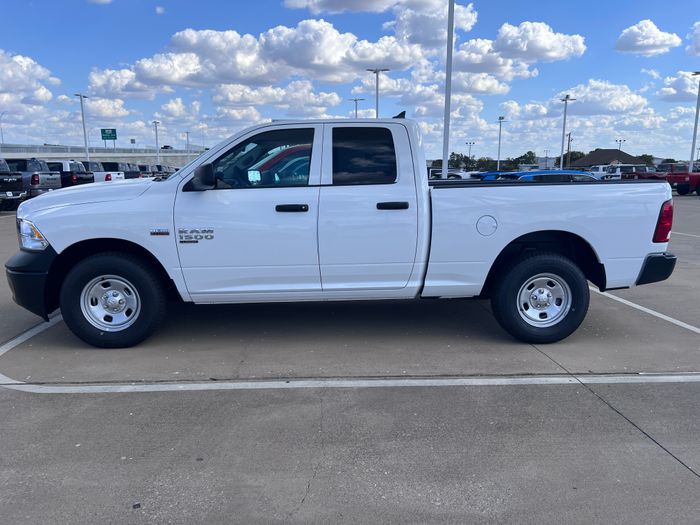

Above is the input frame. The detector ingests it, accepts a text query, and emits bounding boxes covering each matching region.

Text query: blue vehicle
[495,170,596,182]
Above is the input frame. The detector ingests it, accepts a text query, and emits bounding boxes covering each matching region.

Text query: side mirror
[185,163,215,191]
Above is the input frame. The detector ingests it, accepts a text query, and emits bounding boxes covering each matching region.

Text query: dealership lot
[1,198,699,523]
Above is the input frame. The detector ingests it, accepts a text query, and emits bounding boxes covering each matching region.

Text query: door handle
[275,204,309,212]
[377,201,409,210]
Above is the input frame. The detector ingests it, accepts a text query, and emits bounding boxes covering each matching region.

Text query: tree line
[432,151,658,171]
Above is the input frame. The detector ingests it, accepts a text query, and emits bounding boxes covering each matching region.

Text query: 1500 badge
[179,228,215,243]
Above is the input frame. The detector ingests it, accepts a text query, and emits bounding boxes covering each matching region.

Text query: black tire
[490,253,589,344]
[695,186,700,196]
[676,184,690,195]
[60,252,167,348]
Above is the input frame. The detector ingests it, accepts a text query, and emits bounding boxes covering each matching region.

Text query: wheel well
[45,238,177,313]
[481,231,606,297]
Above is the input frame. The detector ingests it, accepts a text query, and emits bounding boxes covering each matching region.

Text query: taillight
[653,199,673,243]
[105,174,112,182]
[30,174,40,185]
[71,174,77,184]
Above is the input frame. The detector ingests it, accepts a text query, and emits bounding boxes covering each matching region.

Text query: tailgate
[42,171,62,188]
[0,173,24,193]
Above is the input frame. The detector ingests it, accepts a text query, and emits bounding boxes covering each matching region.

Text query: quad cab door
[174,124,323,301]
[318,123,419,292]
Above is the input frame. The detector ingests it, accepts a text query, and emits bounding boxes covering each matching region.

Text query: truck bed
[422,179,672,298]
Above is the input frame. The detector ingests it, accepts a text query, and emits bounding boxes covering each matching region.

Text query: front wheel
[491,253,589,344]
[60,253,167,348]
[676,184,690,195]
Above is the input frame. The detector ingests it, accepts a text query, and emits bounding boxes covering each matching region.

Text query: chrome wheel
[80,275,141,332]
[517,273,571,328]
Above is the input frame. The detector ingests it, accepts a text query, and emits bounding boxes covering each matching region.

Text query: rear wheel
[491,253,589,344]
[676,184,690,195]
[60,253,167,348]
[695,186,700,196]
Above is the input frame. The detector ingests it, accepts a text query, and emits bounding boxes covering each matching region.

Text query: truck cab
[47,160,95,188]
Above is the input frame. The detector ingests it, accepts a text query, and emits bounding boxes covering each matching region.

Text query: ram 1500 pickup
[5,119,676,348]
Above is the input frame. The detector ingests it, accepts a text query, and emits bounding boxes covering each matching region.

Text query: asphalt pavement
[0,196,699,524]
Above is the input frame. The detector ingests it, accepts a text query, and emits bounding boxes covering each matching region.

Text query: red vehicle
[666,171,700,195]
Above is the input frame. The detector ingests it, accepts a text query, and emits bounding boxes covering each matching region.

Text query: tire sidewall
[492,254,589,344]
[60,254,165,348]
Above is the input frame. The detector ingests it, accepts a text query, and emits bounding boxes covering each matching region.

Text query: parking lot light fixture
[496,117,505,171]
[466,141,475,161]
[689,72,700,172]
[153,121,161,164]
[349,98,365,118]
[185,131,190,160]
[559,94,575,169]
[366,68,390,119]
[74,94,90,161]
[615,138,626,151]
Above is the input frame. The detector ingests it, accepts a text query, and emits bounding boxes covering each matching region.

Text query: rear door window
[332,127,397,185]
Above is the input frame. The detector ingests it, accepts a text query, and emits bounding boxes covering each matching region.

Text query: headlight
[17,219,49,251]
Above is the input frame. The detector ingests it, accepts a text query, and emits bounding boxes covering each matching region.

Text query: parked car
[0,159,27,210]
[101,162,140,179]
[585,165,610,179]
[46,161,94,188]
[7,119,675,348]
[657,162,689,174]
[81,161,125,183]
[497,171,597,182]
[5,158,61,198]
[138,164,157,177]
[666,171,700,196]
[620,165,666,181]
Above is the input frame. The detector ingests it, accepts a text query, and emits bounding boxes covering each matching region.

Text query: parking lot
[0,197,699,523]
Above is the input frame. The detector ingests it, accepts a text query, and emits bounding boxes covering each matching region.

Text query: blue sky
[1,0,699,159]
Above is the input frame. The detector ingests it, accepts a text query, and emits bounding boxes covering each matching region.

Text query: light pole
[366,68,390,119]
[496,116,505,171]
[0,111,6,153]
[689,71,700,172]
[559,94,575,169]
[349,98,365,118]
[185,131,190,160]
[153,120,161,164]
[439,0,456,179]
[615,138,626,151]
[544,148,550,169]
[74,93,90,161]
[465,141,475,159]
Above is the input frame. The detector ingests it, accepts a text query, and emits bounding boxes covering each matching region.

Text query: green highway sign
[101,128,117,141]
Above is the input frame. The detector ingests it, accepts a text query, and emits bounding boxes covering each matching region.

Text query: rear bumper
[5,247,58,320]
[636,253,676,286]
[0,191,27,200]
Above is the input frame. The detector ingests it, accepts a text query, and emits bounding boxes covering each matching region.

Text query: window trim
[199,124,322,191]
[321,123,404,187]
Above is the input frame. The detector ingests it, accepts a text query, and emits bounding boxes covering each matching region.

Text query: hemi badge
[150,229,170,236]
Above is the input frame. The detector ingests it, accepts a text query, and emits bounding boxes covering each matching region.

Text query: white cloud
[615,20,681,57]
[214,80,341,117]
[556,79,648,116]
[454,38,536,81]
[493,22,586,62]
[657,71,700,101]
[155,6,165,15]
[0,49,59,108]
[641,68,660,79]
[85,97,130,118]
[687,21,700,56]
[89,20,426,98]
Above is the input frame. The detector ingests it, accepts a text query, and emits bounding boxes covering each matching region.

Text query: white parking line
[673,232,700,239]
[2,373,700,394]
[0,315,62,358]
[591,288,700,335]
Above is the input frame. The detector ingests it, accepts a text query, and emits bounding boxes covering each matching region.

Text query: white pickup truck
[6,119,676,348]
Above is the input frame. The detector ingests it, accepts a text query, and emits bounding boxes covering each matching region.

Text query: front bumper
[636,253,676,286]
[5,247,58,320]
